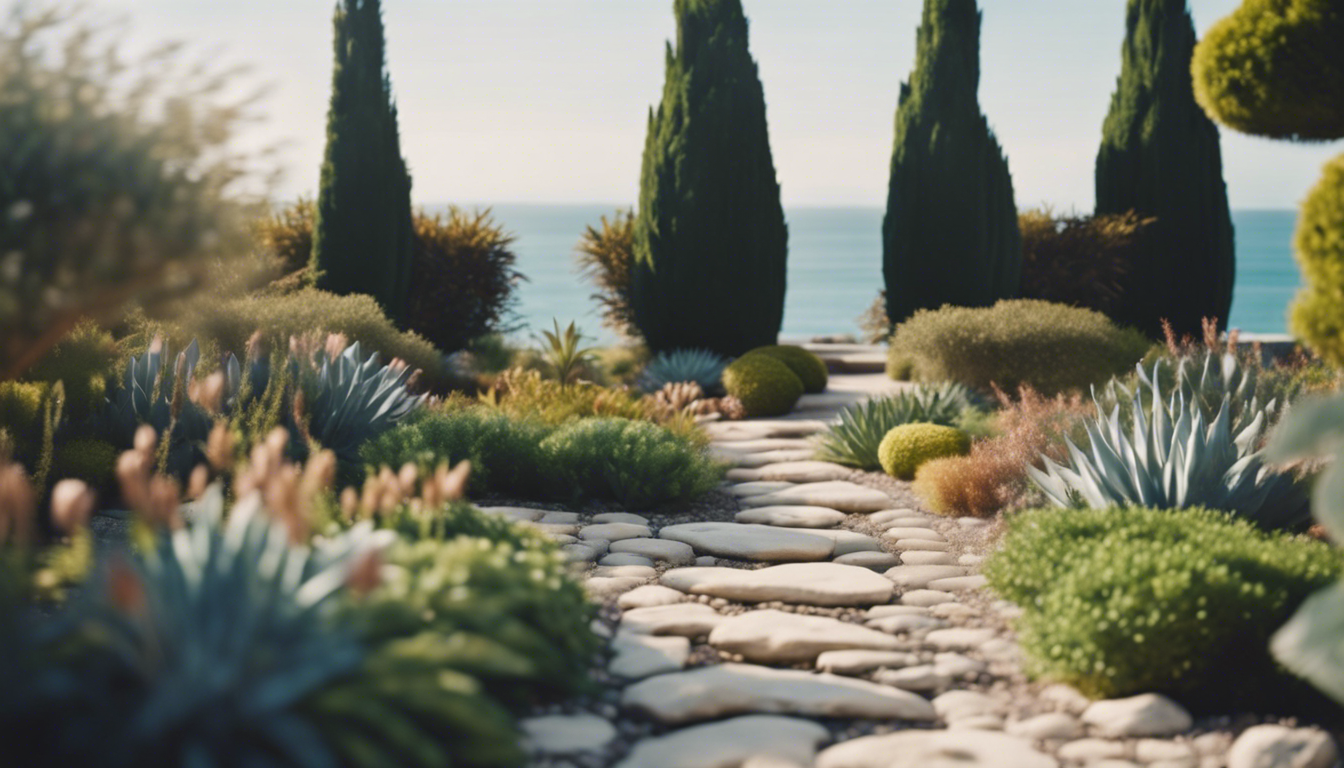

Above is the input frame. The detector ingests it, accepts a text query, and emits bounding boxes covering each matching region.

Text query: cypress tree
[1095,0,1234,339]
[313,0,414,325]
[631,0,788,358]
[883,0,1020,327]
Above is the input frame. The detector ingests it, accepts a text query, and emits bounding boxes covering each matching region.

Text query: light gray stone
[932,690,1008,720]
[618,585,685,609]
[899,550,957,566]
[815,649,920,675]
[864,614,948,634]
[610,537,696,565]
[712,438,818,454]
[615,715,829,768]
[881,527,946,542]
[900,589,956,606]
[957,517,992,528]
[740,481,895,514]
[808,529,883,556]
[884,565,970,589]
[889,538,952,552]
[609,632,690,679]
[959,553,985,566]
[1082,694,1193,738]
[550,533,578,545]
[622,663,937,724]
[1227,725,1338,768]
[949,715,1006,731]
[564,542,607,562]
[592,512,650,525]
[1040,683,1092,715]
[731,481,797,498]
[478,506,546,522]
[925,627,997,651]
[833,551,901,570]
[695,556,717,566]
[732,449,820,468]
[539,511,581,525]
[599,553,655,567]
[587,576,648,599]
[868,509,920,525]
[927,574,989,591]
[876,517,938,530]
[1057,739,1129,761]
[736,505,847,528]
[580,523,651,542]
[661,563,895,606]
[816,730,1058,768]
[865,605,930,618]
[728,461,855,484]
[521,714,617,755]
[1007,713,1083,740]
[659,522,835,561]
[934,652,987,677]
[1135,740,1197,765]
[592,565,658,580]
[708,609,907,663]
[528,522,579,536]
[874,665,949,691]
[621,603,723,637]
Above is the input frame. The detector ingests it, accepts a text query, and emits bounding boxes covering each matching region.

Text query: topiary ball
[878,423,970,480]
[746,346,829,393]
[1290,154,1344,367]
[723,354,804,417]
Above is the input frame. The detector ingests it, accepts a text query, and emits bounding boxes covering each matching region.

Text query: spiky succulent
[103,339,213,476]
[639,348,730,393]
[300,341,425,470]
[1028,364,1309,530]
[813,382,977,470]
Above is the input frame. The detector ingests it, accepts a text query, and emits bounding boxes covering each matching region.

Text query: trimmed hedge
[986,506,1343,710]
[746,346,828,393]
[877,423,969,480]
[723,354,804,417]
[888,300,1150,395]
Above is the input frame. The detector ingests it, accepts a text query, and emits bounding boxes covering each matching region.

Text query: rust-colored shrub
[1018,208,1155,320]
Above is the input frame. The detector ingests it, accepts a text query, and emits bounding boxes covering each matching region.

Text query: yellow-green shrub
[888,300,1150,395]
[0,381,47,439]
[723,355,803,417]
[878,423,969,480]
[51,438,117,488]
[22,321,117,420]
[251,197,315,279]
[746,346,828,393]
[1290,155,1344,367]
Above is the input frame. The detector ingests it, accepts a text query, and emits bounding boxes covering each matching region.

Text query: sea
[439,205,1301,345]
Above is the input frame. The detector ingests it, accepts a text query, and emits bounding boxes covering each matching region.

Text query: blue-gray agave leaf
[305,342,425,467]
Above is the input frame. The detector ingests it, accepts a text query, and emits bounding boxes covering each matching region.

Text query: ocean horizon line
[425,201,1300,215]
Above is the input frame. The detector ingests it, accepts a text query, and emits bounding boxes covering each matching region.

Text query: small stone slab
[708,609,907,664]
[622,663,936,725]
[521,714,617,755]
[933,652,986,678]
[1081,694,1193,738]
[539,511,581,525]
[728,461,854,484]
[933,690,1009,720]
[660,522,835,561]
[526,522,579,536]
[900,589,955,606]
[806,529,883,556]
[580,523,651,542]
[478,506,546,522]
[865,605,930,619]
[586,576,647,599]
[1228,725,1338,768]
[712,438,818,454]
[609,632,690,679]
[621,603,723,637]
[816,650,919,675]
[740,481,894,514]
[611,537,696,565]
[1007,713,1084,740]
[593,565,658,580]
[816,729,1057,768]
[618,585,685,609]
[615,716,829,768]
[705,420,829,441]
[661,563,895,606]
[564,543,604,563]
[884,565,969,589]
[833,551,901,570]
[889,539,951,552]
[865,614,947,634]
[731,481,797,498]
[873,665,949,691]
[736,506,846,529]
[927,575,989,592]
[881,527,946,542]
[869,509,922,524]
[925,627,997,651]
[900,550,957,566]
[599,553,655,568]
[592,512,650,525]
[733,449,820,468]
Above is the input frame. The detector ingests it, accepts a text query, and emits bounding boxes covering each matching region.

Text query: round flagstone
[609,632,691,679]
[708,609,908,663]
[1227,725,1337,768]
[884,565,969,589]
[614,715,829,768]
[593,565,658,580]
[808,529,883,556]
[833,551,901,570]
[621,663,937,724]
[933,652,987,677]
[873,664,949,691]
[900,589,955,606]
[728,461,855,484]
[539,511,581,525]
[580,523,651,542]
[659,522,837,561]
[661,563,895,606]
[815,728,1057,768]
[927,574,989,591]
[933,690,1009,720]
[528,522,579,536]
[868,509,919,525]
[521,713,617,755]
[739,481,894,513]
[586,576,647,599]
[889,538,951,552]
[564,542,606,562]
[712,438,818,454]
[599,553,655,568]
[865,614,948,634]
[621,603,724,637]
[930,603,976,619]
[735,506,847,529]
[865,605,930,619]
[610,537,696,565]
[732,481,797,498]
[477,506,547,522]
[881,527,946,542]
[618,584,685,609]
[925,627,997,651]
[815,650,920,675]
[899,550,957,566]
[592,512,650,525]
[1081,694,1193,738]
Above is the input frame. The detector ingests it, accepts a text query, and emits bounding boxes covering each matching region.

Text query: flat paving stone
[899,550,957,565]
[592,565,658,580]
[865,614,948,634]
[610,537,696,565]
[925,627,998,651]
[881,527,946,542]
[873,664,949,691]
[1082,694,1193,738]
[615,715,829,768]
[599,553,655,568]
[865,605,931,619]
[617,585,685,609]
[927,575,989,591]
[592,512,650,525]
[833,551,901,570]
[900,589,956,607]
[478,506,546,522]
[661,563,895,606]
[708,609,908,664]
[621,603,724,637]
[869,509,922,524]
[659,522,835,561]
[816,650,920,675]
[932,690,1010,720]
[728,461,854,484]
[622,663,937,724]
[1007,713,1084,740]
[806,529,883,556]
[580,523,651,542]
[732,449,820,468]
[564,543,605,563]
[586,576,647,599]
[740,481,894,514]
[521,714,617,755]
[609,632,690,679]
[884,565,970,589]
[816,728,1057,768]
[731,481,798,498]
[705,420,830,441]
[538,511,581,525]
[736,506,847,529]
[712,438,818,454]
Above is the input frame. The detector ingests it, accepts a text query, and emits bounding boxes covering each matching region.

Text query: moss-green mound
[746,346,828,393]
[723,354,804,417]
[878,422,970,480]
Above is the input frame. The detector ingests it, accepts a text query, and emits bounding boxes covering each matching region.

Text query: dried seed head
[116,450,151,513]
[106,556,147,617]
[324,333,349,362]
[134,425,158,456]
[340,487,359,521]
[442,460,470,502]
[206,422,234,471]
[398,462,419,494]
[144,475,183,531]
[187,464,210,500]
[346,550,382,595]
[50,479,95,534]
[245,330,265,362]
[193,372,225,414]
[0,463,36,547]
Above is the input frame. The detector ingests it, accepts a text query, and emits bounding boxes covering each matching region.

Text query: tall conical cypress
[631,0,788,357]
[883,0,1020,327]
[313,0,414,324]
[1096,0,1234,339]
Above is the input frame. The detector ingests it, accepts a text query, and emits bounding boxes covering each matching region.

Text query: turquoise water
[448,204,1300,344]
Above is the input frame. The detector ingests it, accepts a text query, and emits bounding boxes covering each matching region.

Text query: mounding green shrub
[21,320,118,421]
[887,300,1151,395]
[986,506,1342,709]
[50,439,117,489]
[1289,156,1344,367]
[746,346,828,394]
[878,423,970,480]
[722,355,804,417]
[540,418,722,508]
[814,382,976,470]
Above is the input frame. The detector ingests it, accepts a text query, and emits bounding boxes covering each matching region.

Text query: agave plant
[1100,352,1265,433]
[102,339,214,476]
[300,341,425,470]
[813,382,976,470]
[1028,366,1309,530]
[639,348,730,393]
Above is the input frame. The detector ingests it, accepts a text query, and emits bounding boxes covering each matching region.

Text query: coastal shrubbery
[723,354,804,417]
[877,423,970,480]
[747,346,828,394]
[814,383,978,470]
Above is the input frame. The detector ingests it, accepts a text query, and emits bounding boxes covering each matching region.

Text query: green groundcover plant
[813,382,977,470]
[986,505,1342,711]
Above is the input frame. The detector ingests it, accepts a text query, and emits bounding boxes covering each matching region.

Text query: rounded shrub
[878,423,970,480]
[887,299,1151,395]
[986,506,1344,711]
[51,438,117,488]
[746,346,828,393]
[723,354,804,417]
[1290,155,1344,367]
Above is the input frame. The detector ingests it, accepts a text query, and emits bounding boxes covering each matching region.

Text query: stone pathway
[515,372,1339,768]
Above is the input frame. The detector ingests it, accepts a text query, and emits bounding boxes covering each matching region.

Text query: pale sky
[90,0,1342,209]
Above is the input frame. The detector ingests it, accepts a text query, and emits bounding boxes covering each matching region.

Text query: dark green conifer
[1096,0,1234,338]
[631,0,788,357]
[882,0,1020,327]
[313,0,414,324]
